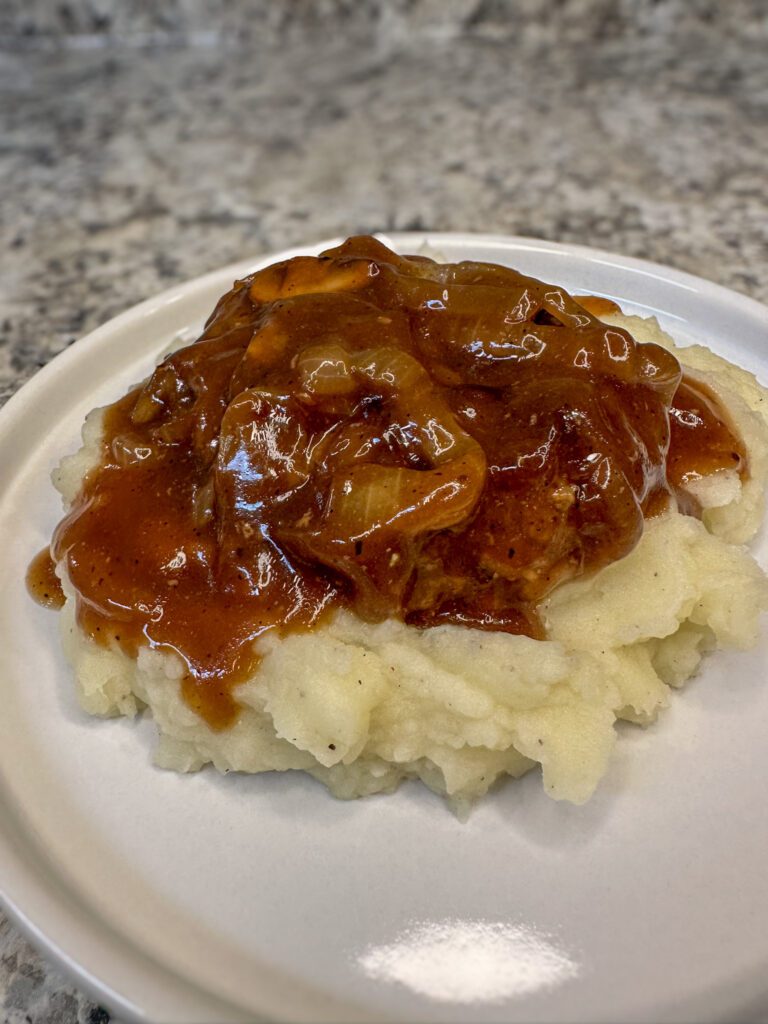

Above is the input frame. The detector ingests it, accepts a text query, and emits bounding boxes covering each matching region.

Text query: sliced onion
[294,345,358,397]
[322,448,487,541]
[248,256,374,303]
[238,319,291,381]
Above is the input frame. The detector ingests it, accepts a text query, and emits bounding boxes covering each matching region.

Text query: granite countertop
[1,1,767,1021]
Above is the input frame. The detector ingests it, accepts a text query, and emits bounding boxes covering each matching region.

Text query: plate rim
[2,230,768,1024]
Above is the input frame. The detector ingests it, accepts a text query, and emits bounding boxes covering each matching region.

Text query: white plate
[2,233,768,1024]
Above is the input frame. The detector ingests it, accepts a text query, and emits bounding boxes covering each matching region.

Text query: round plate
[2,234,768,1024]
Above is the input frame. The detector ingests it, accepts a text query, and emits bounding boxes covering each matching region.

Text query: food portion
[34,237,768,806]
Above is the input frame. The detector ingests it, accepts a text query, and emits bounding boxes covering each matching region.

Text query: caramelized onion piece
[249,255,375,303]
[323,454,485,539]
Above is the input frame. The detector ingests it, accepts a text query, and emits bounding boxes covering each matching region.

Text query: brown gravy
[27,547,65,610]
[576,295,747,492]
[32,237,746,730]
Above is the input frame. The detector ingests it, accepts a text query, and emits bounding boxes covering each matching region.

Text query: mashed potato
[53,312,768,808]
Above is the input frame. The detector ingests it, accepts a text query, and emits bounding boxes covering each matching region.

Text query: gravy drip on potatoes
[40,237,746,729]
[576,296,747,508]
[27,547,65,610]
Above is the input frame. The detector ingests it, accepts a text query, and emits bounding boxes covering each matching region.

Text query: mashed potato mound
[54,313,768,807]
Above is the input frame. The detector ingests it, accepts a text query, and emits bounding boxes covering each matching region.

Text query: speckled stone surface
[2,1,768,1021]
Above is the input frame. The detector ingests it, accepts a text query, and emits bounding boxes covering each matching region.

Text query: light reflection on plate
[357,918,580,1004]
